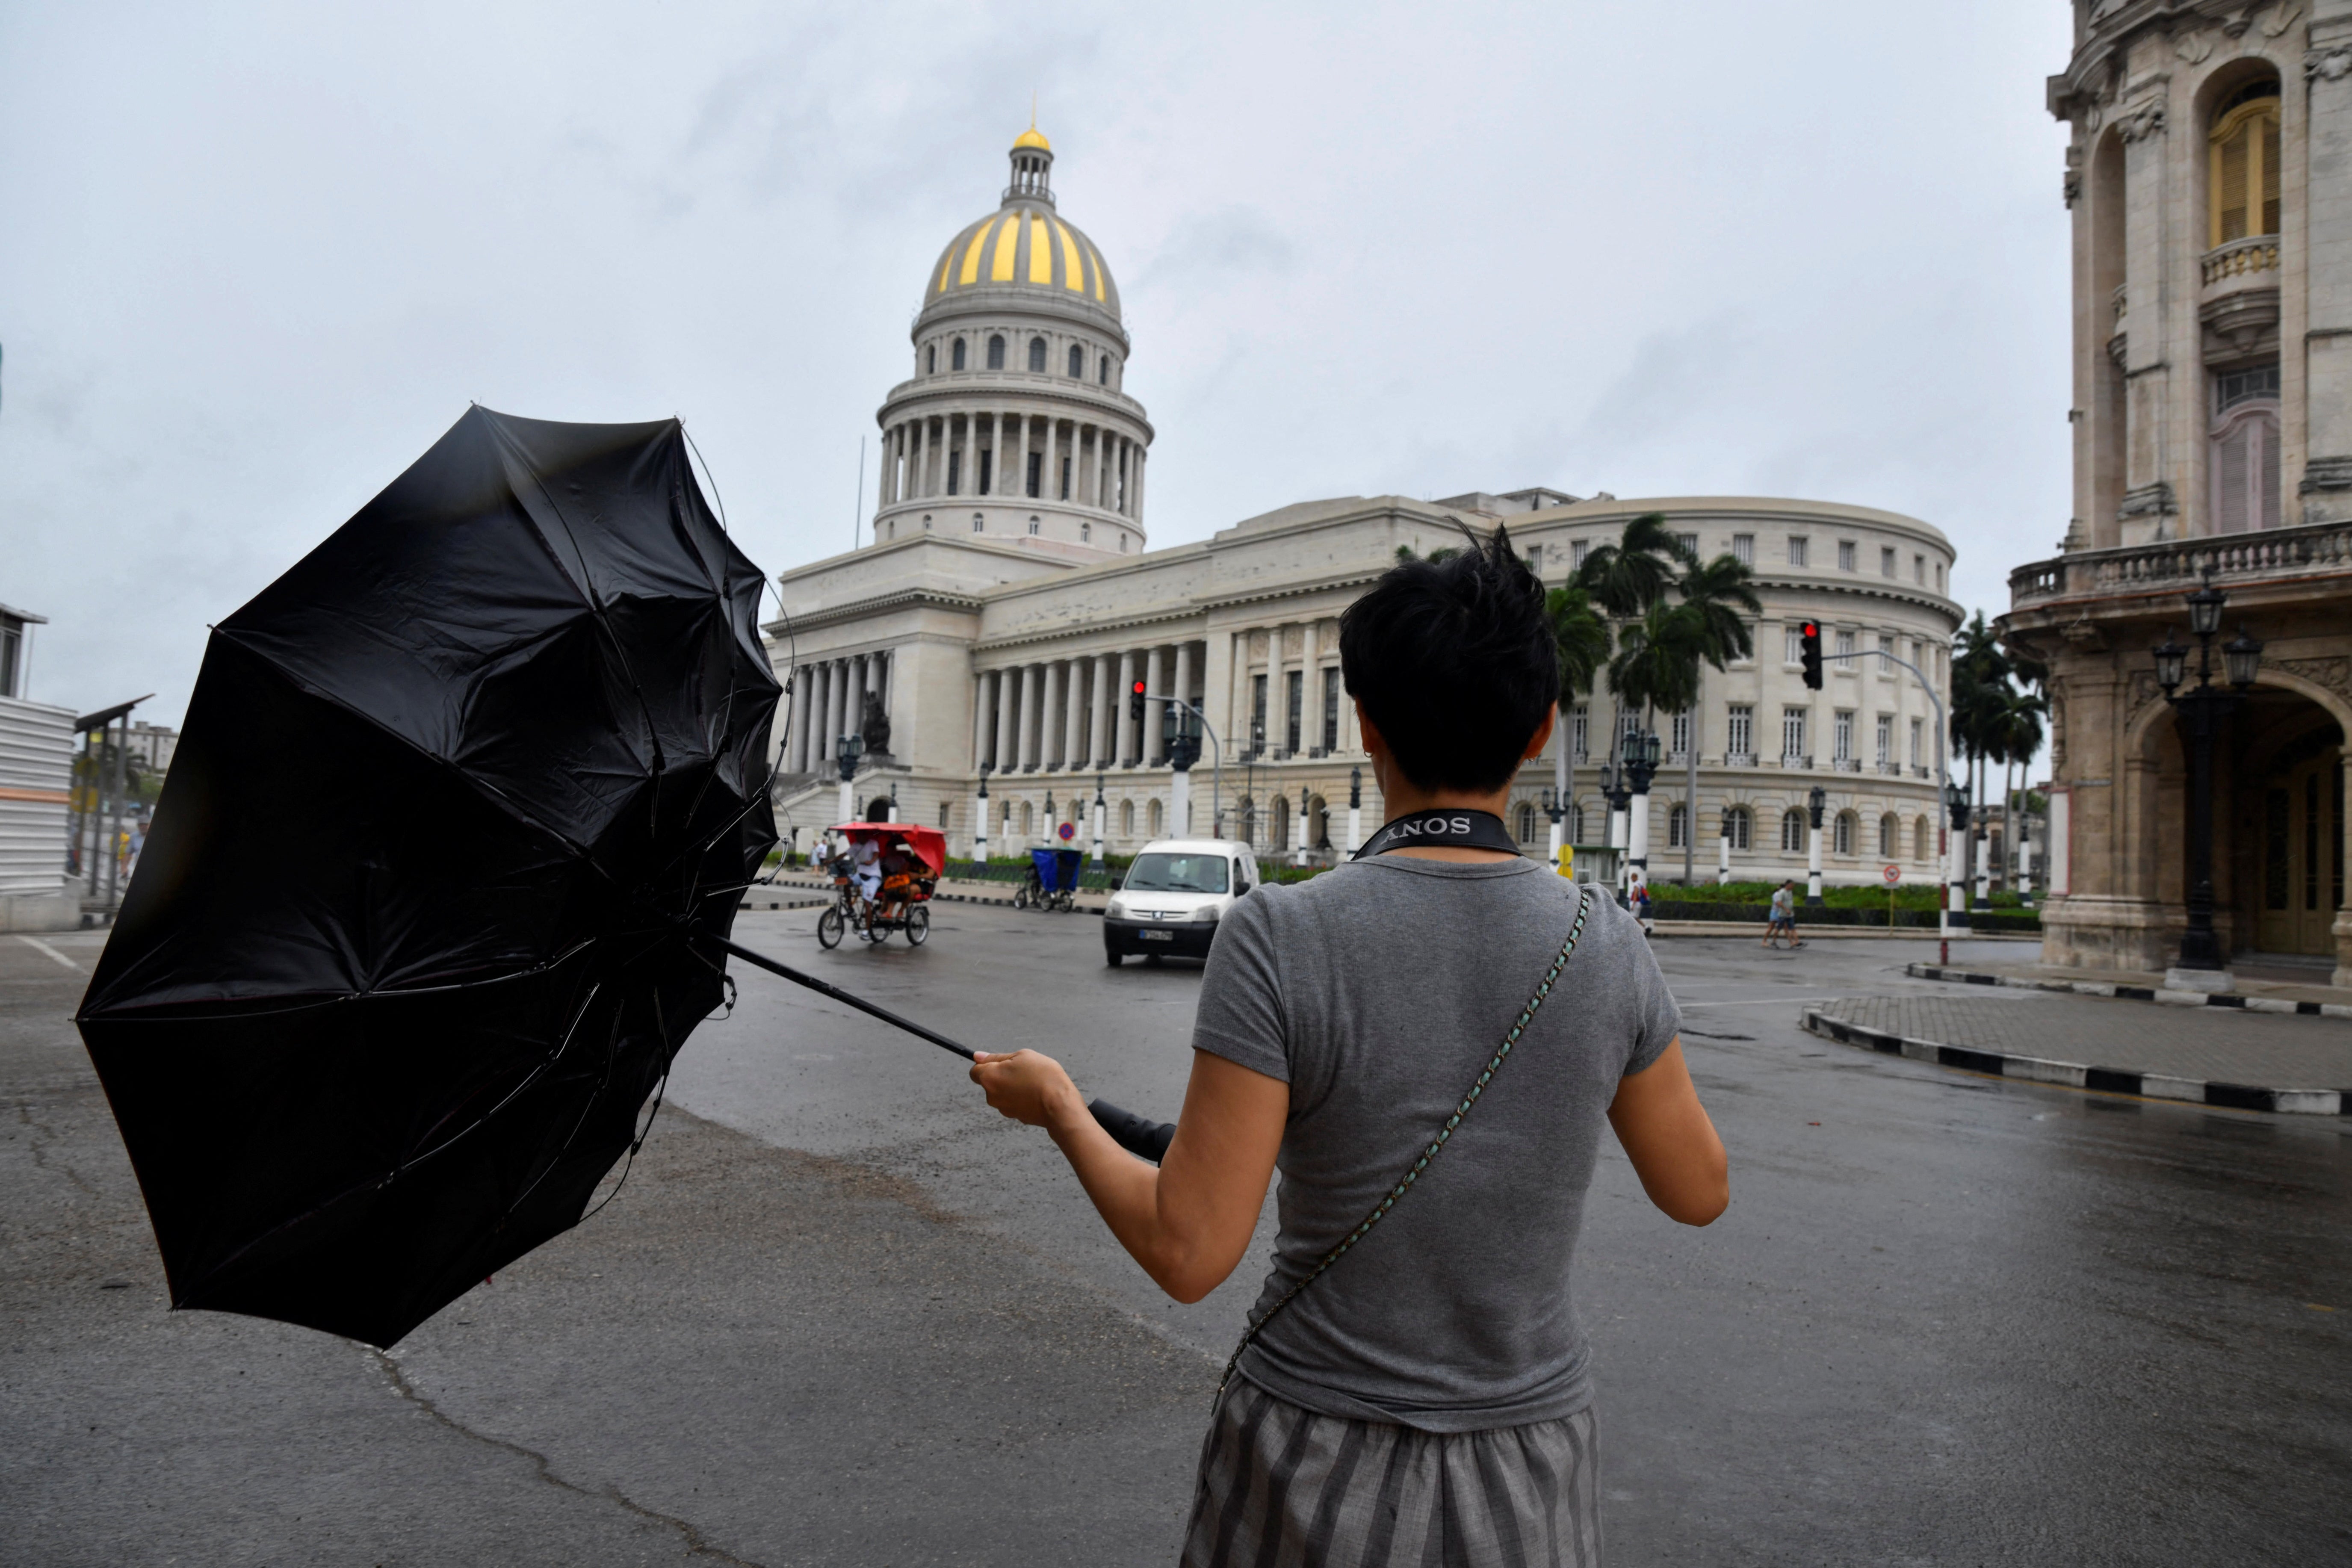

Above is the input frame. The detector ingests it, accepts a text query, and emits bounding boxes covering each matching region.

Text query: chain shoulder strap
[1214,886,1593,1406]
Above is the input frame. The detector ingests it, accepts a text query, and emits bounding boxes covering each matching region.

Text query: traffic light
[1129,678,1147,723]
[1799,621,1823,690]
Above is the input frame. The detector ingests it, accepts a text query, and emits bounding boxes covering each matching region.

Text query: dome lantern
[1005,126,1054,207]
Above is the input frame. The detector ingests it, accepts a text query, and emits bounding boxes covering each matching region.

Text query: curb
[1799,1006,2351,1116]
[1906,962,2352,1019]
[745,885,1107,916]
[736,897,831,912]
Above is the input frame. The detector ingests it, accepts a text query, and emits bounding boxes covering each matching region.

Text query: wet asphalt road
[4,907,2349,1565]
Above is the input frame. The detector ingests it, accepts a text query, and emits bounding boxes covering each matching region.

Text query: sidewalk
[1802,992,2352,1115]
[1903,956,2352,1015]
[751,872,1108,914]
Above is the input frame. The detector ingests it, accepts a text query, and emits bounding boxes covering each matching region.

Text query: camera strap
[1350,808,1521,860]
[1211,884,1594,1409]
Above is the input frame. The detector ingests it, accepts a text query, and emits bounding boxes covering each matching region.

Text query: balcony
[1724,752,1756,769]
[2200,235,2281,356]
[2009,517,2352,606]
[1832,757,1862,773]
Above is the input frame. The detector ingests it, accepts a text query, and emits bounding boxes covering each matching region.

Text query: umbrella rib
[712,938,976,1061]
[482,415,670,780]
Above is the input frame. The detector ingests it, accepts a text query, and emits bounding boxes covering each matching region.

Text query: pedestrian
[971,523,1727,1565]
[1632,878,1654,937]
[1763,878,1803,948]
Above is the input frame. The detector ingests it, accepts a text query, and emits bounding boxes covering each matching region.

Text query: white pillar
[973,670,994,771]
[995,669,1017,774]
[1628,791,1651,898]
[1347,803,1363,856]
[1132,445,1146,527]
[1015,665,1036,771]
[1041,661,1064,768]
[1292,785,1309,864]
[974,780,991,862]
[1114,650,1137,763]
[1061,659,1085,768]
[818,661,840,767]
[1808,821,1826,904]
[1548,815,1565,874]
[1090,653,1113,767]
[837,776,855,825]
[1090,785,1105,865]
[876,425,892,511]
[1300,621,1321,752]
[1015,413,1031,501]
[1717,823,1731,886]
[1172,642,1194,756]
[910,419,928,499]
[1043,418,1059,504]
[1096,428,1111,509]
[786,667,809,772]
[1143,647,1165,764]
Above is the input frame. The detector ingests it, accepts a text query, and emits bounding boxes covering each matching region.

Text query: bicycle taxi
[817,822,945,948]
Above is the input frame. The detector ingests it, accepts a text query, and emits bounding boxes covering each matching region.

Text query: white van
[1102,838,1259,965]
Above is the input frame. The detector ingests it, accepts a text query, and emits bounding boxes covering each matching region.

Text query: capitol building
[766,129,1962,883]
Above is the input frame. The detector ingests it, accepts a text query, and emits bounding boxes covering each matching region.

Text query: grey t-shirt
[1192,856,1680,1432]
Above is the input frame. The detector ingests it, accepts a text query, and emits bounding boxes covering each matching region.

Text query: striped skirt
[1181,1378,1601,1568]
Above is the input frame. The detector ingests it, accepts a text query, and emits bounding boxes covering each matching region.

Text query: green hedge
[1640,900,2040,932]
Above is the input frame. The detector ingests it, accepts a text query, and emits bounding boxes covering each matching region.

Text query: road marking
[17,936,79,972]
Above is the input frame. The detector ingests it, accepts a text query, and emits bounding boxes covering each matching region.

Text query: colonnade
[1218,618,1356,760]
[782,650,892,774]
[878,410,1143,521]
[973,641,1200,774]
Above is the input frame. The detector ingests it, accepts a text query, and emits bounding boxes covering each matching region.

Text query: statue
[860,692,892,758]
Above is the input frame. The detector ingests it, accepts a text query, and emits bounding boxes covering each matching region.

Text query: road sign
[1882,863,1901,884]
[1057,821,1076,842]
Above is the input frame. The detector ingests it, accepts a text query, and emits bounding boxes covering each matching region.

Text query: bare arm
[970,1047,1288,1303]
[1607,1037,1729,1225]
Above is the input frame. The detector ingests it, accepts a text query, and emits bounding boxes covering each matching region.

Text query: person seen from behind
[970,523,1728,1565]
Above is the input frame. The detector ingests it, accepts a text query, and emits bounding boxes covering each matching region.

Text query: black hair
[1339,520,1556,792]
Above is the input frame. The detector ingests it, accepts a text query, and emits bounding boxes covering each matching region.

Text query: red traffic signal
[1129,678,1147,721]
[1799,621,1824,690]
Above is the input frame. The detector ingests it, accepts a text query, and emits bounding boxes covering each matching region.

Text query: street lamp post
[973,762,992,863]
[1540,785,1568,877]
[1943,780,1971,957]
[1347,766,1364,856]
[2153,570,2263,990]
[1624,730,1663,900]
[835,733,862,825]
[1805,785,1827,907]
[1718,804,1734,886]
[1295,784,1312,866]
[1092,771,1106,866]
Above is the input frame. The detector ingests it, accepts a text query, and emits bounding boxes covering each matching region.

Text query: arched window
[1879,812,1899,859]
[1068,343,1084,378]
[1781,809,1807,853]
[1833,810,1856,856]
[951,338,966,371]
[1516,803,1536,841]
[2212,380,2281,532]
[926,344,937,374]
[1569,804,1587,841]
[1120,799,1135,837]
[1099,354,1111,385]
[2210,86,2281,246]
[1028,337,1046,372]
[1668,802,1688,848]
[1020,801,1034,836]
[1148,797,1163,836]
[986,335,1005,370]
[1027,518,1040,535]
[972,514,984,532]
[1080,521,1091,542]
[1726,806,1752,850]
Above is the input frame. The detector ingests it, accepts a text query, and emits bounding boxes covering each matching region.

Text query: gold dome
[921,130,1120,320]
[1013,126,1051,151]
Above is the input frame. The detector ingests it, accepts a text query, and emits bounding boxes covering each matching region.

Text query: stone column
[1043,418,1060,503]
[1025,663,1044,771]
[816,661,838,767]
[973,669,994,771]
[995,667,1017,774]
[1135,445,1146,525]
[877,426,893,511]
[785,666,808,772]
[1115,649,1137,762]
[1042,661,1066,768]
[870,650,889,741]
[1064,659,1086,768]
[1095,428,1111,509]
[1090,653,1113,767]
[1300,620,1320,751]
[1013,413,1031,501]
[910,419,928,499]
[2304,20,2352,523]
[1268,624,1291,755]
[1144,647,1166,765]
[845,657,866,750]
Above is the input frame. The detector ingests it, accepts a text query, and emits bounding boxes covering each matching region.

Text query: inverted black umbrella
[77,407,782,1348]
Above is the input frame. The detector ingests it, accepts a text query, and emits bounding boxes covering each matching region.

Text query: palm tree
[1545,581,1610,852]
[1948,611,2012,903]
[1666,550,1761,880]
[1994,685,2048,891]
[1576,512,1692,618]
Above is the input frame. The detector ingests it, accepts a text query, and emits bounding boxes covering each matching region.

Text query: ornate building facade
[768,131,1960,882]
[2004,0,2352,981]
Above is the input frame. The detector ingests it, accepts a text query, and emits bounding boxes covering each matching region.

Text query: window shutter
[2216,420,2252,534]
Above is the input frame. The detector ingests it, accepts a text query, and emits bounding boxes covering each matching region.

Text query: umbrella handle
[711,938,1176,1162]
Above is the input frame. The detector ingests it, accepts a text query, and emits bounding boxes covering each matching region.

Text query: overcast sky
[2,0,2076,729]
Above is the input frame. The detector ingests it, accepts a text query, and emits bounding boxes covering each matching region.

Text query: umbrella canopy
[830,823,947,877]
[77,407,780,1348]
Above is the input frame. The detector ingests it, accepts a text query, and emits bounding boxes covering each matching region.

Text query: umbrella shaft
[712,937,976,1060]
